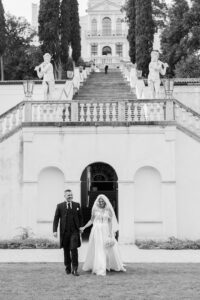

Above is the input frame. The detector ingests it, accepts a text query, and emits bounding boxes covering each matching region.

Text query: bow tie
[66,202,72,209]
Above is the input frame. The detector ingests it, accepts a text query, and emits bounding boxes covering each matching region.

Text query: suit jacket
[53,201,83,249]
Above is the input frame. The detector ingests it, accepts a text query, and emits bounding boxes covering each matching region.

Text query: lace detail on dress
[93,209,111,224]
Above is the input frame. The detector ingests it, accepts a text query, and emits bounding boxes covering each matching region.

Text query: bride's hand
[80,227,84,233]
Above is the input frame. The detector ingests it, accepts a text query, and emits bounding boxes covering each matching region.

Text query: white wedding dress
[82,209,126,276]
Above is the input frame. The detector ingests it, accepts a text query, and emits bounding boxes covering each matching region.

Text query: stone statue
[148,50,169,99]
[34,53,55,100]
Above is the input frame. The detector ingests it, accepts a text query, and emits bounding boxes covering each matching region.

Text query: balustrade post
[24,102,32,122]
[165,100,175,121]
[118,102,126,122]
[71,101,79,122]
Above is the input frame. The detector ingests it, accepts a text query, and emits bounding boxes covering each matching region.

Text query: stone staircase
[73,70,137,101]
[0,69,200,142]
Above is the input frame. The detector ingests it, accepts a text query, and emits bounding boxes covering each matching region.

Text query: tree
[183,0,200,54]
[38,0,82,78]
[0,0,6,80]
[60,0,71,72]
[38,0,60,77]
[123,0,164,68]
[3,15,42,80]
[126,0,136,63]
[70,0,81,64]
[175,54,200,78]
[135,0,155,76]
[160,0,190,75]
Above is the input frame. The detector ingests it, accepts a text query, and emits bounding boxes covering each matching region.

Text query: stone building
[80,0,129,67]
[0,1,200,244]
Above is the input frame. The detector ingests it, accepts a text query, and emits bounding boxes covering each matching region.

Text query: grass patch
[1,263,200,299]
[136,237,200,250]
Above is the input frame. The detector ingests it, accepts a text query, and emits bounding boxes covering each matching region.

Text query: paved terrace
[1,244,200,263]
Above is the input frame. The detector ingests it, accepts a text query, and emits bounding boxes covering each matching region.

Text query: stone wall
[0,131,23,239]
[0,125,178,242]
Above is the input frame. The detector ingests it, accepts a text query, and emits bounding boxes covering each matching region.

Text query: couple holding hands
[53,189,126,276]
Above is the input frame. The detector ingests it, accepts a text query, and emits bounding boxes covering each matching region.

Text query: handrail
[0,101,25,119]
[173,99,200,118]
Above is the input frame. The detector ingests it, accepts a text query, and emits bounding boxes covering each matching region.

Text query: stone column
[111,15,115,33]
[98,15,101,33]
[118,181,135,244]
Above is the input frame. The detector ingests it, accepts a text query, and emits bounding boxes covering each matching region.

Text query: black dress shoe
[65,269,71,275]
[72,269,79,276]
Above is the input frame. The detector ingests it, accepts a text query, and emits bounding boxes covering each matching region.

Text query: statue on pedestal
[34,53,55,100]
[148,50,169,99]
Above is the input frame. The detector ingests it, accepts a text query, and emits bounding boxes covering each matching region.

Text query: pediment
[89,0,121,12]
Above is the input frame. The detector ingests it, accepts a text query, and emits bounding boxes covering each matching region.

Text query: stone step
[74,70,136,102]
[75,94,134,98]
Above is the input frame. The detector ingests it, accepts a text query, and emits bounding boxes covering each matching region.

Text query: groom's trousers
[63,232,78,272]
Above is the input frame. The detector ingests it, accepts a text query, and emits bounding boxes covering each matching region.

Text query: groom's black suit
[53,201,83,273]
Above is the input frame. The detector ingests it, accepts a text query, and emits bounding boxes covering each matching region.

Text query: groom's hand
[53,232,57,238]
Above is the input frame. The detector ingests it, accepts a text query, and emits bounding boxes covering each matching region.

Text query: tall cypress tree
[160,0,189,75]
[135,0,155,76]
[0,0,6,81]
[127,0,136,64]
[70,0,81,63]
[38,0,60,73]
[60,0,71,70]
[38,0,82,77]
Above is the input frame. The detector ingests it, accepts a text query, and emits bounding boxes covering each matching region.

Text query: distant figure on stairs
[105,65,108,74]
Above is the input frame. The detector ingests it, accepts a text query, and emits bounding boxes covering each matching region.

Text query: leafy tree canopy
[4,14,42,80]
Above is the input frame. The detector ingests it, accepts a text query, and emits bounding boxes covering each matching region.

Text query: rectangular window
[116,43,123,57]
[91,44,98,56]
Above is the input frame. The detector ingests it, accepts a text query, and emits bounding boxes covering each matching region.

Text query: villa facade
[80,0,130,67]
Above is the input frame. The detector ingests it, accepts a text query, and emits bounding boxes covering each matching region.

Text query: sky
[2,0,88,21]
[2,0,189,23]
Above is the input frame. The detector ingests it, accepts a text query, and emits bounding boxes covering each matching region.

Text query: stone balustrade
[92,56,121,66]
[0,98,200,140]
[85,30,127,38]
[0,102,26,137]
[174,100,200,136]
[0,99,173,137]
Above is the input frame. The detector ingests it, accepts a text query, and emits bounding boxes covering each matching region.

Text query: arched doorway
[102,46,112,56]
[81,162,118,240]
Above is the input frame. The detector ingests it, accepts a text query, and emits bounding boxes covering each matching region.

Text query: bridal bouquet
[104,237,115,248]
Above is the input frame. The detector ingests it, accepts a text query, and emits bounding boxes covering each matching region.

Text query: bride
[80,194,126,276]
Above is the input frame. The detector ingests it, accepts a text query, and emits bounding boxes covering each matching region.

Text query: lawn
[1,263,200,300]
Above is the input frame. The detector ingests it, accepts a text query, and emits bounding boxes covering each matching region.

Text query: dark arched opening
[81,162,118,240]
[102,46,112,56]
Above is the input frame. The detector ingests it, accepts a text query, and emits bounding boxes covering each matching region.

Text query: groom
[53,189,83,276]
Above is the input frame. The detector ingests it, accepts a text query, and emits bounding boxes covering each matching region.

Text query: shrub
[14,227,34,240]
[0,238,59,249]
[136,237,200,250]
[175,55,200,78]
